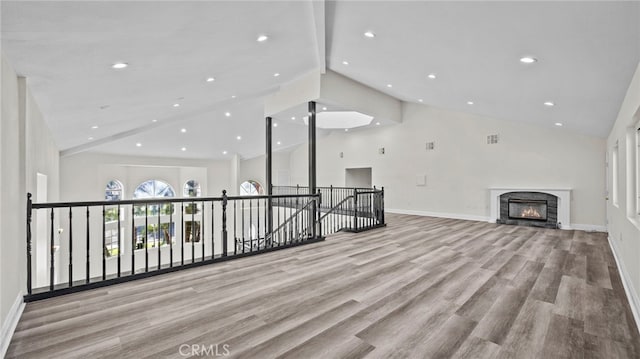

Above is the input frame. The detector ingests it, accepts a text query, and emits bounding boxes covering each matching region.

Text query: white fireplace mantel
[489,188,572,229]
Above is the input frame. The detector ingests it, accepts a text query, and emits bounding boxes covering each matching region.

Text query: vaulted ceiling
[2,1,639,160]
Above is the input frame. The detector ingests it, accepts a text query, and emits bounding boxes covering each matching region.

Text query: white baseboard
[1,293,24,358]
[387,208,607,232]
[568,223,608,232]
[386,208,490,223]
[607,236,640,335]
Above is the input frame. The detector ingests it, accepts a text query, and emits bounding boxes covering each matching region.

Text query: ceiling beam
[311,0,326,74]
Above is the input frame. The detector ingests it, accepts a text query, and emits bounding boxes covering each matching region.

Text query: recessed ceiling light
[277,141,282,145]
[544,101,555,107]
[257,34,269,42]
[112,62,128,69]
[91,125,98,129]
[206,77,215,82]
[173,103,180,108]
[181,128,187,133]
[364,31,375,38]
[136,143,142,147]
[386,84,392,88]
[345,128,349,132]
[376,122,380,125]
[322,107,327,111]
[236,135,242,140]
[225,112,231,117]
[273,73,280,77]
[555,122,563,127]
[418,99,424,103]
[427,73,436,79]
[342,61,349,65]
[291,116,296,120]
[88,137,94,140]
[467,101,474,105]
[152,119,158,123]
[222,150,228,155]
[181,147,187,151]
[520,56,537,64]
[273,123,278,127]
[231,95,236,99]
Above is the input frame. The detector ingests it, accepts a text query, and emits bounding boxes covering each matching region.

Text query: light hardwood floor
[7,214,640,358]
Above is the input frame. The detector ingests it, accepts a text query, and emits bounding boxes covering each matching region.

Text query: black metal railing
[273,185,386,234]
[25,191,322,301]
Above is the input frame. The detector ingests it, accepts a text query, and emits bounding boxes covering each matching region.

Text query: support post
[308,101,317,238]
[266,116,273,243]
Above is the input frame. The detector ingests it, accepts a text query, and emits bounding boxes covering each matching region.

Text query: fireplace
[498,192,558,228]
[508,199,547,221]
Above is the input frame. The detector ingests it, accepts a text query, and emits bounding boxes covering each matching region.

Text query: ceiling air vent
[487,134,499,145]
[426,142,435,151]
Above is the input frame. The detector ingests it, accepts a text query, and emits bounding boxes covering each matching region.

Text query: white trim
[569,223,608,232]
[608,236,640,335]
[387,208,606,232]
[386,208,489,222]
[1,293,24,358]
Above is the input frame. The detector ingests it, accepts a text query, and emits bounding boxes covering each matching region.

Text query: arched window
[134,179,175,199]
[183,180,201,197]
[105,180,123,201]
[133,180,176,249]
[104,180,123,257]
[240,180,263,196]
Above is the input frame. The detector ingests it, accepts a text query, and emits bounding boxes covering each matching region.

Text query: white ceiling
[2,1,639,160]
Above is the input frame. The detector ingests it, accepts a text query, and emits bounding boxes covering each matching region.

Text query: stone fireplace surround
[498,191,559,228]
[489,188,571,229]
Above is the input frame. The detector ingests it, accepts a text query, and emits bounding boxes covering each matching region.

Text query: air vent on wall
[487,134,499,144]
[426,142,435,151]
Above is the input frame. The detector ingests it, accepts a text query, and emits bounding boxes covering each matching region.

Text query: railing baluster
[211,201,215,259]
[191,200,195,264]
[102,205,106,280]
[68,207,73,287]
[144,203,149,273]
[117,205,121,277]
[131,205,135,275]
[201,200,205,262]
[86,206,90,283]
[234,200,237,254]
[50,208,55,291]
[257,199,260,249]
[249,198,253,251]
[157,203,161,270]
[181,202,184,265]
[242,199,245,253]
[169,203,173,267]
[222,190,228,257]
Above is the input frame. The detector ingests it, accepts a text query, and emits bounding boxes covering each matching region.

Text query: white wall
[290,102,606,227]
[238,152,291,192]
[1,53,60,355]
[606,62,640,321]
[60,152,231,201]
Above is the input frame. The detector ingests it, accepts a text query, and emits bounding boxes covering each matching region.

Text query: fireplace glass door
[508,199,547,221]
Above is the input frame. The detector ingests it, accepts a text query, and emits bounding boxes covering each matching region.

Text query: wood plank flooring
[7,214,640,358]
